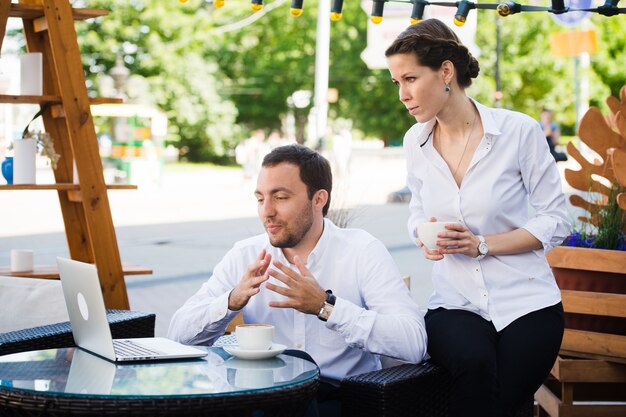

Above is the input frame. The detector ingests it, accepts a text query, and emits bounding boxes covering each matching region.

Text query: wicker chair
[0,310,156,356]
[341,360,534,417]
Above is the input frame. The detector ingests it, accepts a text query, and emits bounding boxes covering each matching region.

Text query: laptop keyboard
[113,339,163,358]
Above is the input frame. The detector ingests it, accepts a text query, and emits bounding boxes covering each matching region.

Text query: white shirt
[404,99,571,331]
[168,219,427,381]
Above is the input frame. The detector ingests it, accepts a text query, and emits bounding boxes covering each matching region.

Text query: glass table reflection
[0,346,319,416]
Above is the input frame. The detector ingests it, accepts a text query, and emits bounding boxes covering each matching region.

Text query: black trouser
[425,303,564,417]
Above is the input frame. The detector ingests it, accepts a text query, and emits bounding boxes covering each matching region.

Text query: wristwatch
[475,235,489,260]
[318,290,336,322]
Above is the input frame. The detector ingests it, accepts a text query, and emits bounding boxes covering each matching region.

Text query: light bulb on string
[410,1,426,24]
[213,0,225,9]
[290,0,304,16]
[453,0,472,26]
[496,1,521,17]
[371,0,385,24]
[251,0,263,12]
[330,0,344,21]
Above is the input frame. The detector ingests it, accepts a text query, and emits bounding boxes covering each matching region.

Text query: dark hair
[385,19,480,88]
[262,144,332,216]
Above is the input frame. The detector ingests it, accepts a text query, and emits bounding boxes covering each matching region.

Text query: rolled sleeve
[520,123,571,252]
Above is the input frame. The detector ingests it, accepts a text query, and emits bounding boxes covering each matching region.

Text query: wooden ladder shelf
[0,0,152,309]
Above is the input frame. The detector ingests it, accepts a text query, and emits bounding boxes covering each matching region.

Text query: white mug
[235,324,274,351]
[10,249,34,272]
[416,221,462,251]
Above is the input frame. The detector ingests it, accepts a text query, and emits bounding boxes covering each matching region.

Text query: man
[168,145,426,413]
[539,108,568,162]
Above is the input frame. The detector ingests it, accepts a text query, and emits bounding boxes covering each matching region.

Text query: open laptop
[57,257,207,362]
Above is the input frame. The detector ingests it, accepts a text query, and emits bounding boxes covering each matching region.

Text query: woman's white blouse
[404,99,571,331]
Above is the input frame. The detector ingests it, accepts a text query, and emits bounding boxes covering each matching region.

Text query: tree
[76,0,240,162]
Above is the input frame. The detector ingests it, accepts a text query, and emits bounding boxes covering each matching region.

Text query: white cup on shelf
[20,52,43,96]
[10,249,34,273]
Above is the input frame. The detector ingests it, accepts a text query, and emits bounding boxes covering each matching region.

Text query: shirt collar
[307,218,333,267]
[412,97,502,146]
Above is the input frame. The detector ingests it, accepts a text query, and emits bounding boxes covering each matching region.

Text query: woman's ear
[440,60,455,85]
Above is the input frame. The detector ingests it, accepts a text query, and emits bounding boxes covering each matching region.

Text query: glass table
[0,346,319,416]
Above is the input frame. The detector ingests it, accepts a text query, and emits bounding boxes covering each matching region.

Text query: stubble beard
[268,203,314,248]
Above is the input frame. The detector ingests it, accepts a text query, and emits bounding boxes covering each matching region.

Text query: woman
[385,19,570,417]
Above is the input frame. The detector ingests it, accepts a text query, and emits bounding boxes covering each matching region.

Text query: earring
[445,84,451,93]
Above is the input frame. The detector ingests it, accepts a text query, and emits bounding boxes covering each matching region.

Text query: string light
[496,1,521,16]
[371,0,385,24]
[290,0,303,16]
[251,0,263,12]
[411,0,427,24]
[454,0,473,26]
[331,0,344,21]
[187,0,624,21]
[550,0,568,13]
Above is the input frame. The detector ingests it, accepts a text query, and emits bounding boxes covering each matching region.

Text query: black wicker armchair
[0,310,155,356]
[341,360,534,417]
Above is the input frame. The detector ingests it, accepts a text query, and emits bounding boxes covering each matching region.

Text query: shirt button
[475,268,480,272]
[296,343,304,349]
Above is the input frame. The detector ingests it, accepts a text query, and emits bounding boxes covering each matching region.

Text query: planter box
[547,246,626,362]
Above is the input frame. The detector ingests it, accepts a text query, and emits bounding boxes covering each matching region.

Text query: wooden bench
[535,288,626,416]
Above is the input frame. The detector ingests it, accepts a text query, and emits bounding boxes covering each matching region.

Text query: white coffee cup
[235,324,274,351]
[10,249,34,272]
[416,221,462,251]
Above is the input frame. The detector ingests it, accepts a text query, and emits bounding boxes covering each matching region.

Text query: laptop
[57,257,207,362]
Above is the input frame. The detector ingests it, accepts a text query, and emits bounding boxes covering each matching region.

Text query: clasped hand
[417,217,480,261]
[228,251,326,315]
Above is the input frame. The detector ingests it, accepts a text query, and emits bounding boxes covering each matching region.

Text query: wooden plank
[547,246,625,274]
[0,264,153,279]
[562,329,626,360]
[0,184,136,190]
[561,290,626,318]
[67,185,137,202]
[566,404,626,417]
[0,0,11,53]
[535,384,561,417]
[0,95,123,105]
[9,4,107,20]
[552,356,626,382]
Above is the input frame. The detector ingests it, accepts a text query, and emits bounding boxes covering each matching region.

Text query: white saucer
[223,343,287,360]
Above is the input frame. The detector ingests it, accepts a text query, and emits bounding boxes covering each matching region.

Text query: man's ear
[313,189,329,212]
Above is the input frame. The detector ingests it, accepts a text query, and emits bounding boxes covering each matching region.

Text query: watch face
[479,242,489,255]
[320,303,333,320]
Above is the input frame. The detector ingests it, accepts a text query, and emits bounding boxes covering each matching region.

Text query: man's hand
[228,250,271,311]
[265,256,327,315]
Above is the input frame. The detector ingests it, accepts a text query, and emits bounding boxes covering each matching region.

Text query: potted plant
[547,86,626,342]
[6,105,60,184]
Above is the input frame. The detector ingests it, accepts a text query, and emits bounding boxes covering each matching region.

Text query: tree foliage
[68,0,625,160]
[76,0,239,162]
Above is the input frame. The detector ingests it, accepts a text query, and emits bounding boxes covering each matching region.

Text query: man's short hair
[262,144,332,216]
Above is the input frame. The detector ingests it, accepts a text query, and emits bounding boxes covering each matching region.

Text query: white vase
[13,138,37,184]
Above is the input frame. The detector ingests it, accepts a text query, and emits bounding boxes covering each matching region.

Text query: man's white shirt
[404,99,571,331]
[168,218,427,381]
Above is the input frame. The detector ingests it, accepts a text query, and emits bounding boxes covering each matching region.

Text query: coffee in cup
[416,221,462,251]
[235,324,274,350]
